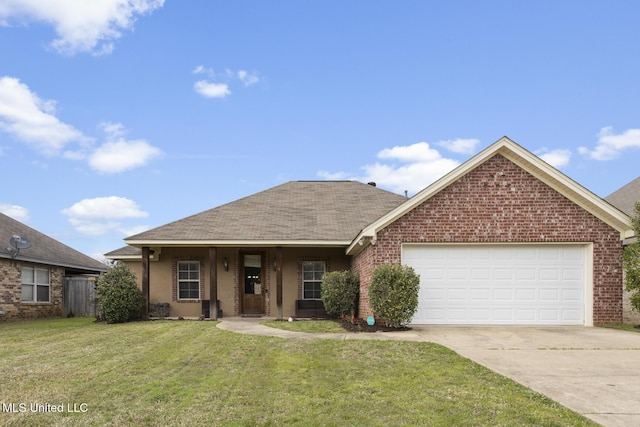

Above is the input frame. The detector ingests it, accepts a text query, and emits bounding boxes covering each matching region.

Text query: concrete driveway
[219,319,640,426]
[408,326,640,427]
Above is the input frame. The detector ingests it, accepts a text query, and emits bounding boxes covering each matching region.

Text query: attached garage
[403,244,590,325]
[349,137,633,326]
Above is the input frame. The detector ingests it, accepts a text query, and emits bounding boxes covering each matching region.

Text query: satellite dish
[6,235,31,258]
[10,235,31,250]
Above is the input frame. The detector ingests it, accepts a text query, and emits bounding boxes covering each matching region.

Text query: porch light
[273,258,277,271]
[223,257,229,271]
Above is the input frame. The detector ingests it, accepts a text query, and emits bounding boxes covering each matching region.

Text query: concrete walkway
[218,318,640,427]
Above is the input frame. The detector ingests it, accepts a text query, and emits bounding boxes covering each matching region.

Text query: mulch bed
[335,318,411,333]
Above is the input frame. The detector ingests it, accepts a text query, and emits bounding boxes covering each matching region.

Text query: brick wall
[353,154,623,325]
[0,258,64,321]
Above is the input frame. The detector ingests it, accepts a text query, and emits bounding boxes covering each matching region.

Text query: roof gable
[124,181,407,247]
[0,213,106,273]
[347,137,633,254]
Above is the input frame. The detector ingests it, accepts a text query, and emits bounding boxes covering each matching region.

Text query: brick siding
[0,258,64,320]
[353,154,623,325]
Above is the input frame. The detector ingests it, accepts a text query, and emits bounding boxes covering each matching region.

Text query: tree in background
[623,201,640,315]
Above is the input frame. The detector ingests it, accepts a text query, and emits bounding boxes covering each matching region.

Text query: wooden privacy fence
[63,277,97,317]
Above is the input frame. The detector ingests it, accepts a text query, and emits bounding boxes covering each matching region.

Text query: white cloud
[62,196,148,219]
[378,142,443,163]
[99,121,126,138]
[578,127,640,161]
[192,66,261,98]
[536,148,571,169]
[0,78,160,173]
[437,138,480,155]
[192,65,214,76]
[0,0,164,56]
[0,203,30,222]
[194,80,231,98]
[62,196,149,236]
[319,141,463,195]
[237,70,259,86]
[89,138,162,173]
[0,76,89,154]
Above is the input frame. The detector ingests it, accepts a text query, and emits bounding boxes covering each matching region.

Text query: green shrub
[369,264,420,328]
[96,262,144,324]
[321,271,359,317]
[624,201,640,314]
[624,243,640,313]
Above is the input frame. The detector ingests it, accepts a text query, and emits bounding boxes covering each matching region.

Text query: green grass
[602,324,640,333]
[0,318,596,427]
[261,319,346,333]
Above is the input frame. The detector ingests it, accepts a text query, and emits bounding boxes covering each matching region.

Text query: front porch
[136,245,348,320]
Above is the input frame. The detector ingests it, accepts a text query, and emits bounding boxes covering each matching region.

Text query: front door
[242,253,264,315]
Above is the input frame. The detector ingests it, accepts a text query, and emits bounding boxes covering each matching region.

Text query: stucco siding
[123,246,350,319]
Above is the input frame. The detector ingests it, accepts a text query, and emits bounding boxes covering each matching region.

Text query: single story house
[605,175,640,324]
[1,212,107,320]
[106,137,634,326]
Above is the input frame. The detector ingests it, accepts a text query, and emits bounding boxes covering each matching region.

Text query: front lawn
[602,324,640,333]
[261,319,345,333]
[0,318,596,426]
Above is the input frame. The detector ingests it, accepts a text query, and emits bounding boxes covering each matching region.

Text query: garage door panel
[470,288,491,300]
[516,309,536,321]
[540,269,559,280]
[494,269,513,280]
[516,288,536,301]
[517,269,537,280]
[539,289,559,301]
[539,309,560,321]
[563,289,582,301]
[563,269,583,280]
[471,269,490,280]
[404,245,586,325]
[448,268,467,280]
[493,289,513,300]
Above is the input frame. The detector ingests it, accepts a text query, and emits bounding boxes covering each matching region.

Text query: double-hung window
[178,261,200,300]
[302,261,325,300]
[21,267,50,303]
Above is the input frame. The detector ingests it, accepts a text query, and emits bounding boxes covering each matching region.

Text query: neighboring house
[606,176,640,324]
[605,176,640,219]
[106,137,634,326]
[0,213,107,320]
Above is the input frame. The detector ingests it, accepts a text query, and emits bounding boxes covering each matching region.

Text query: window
[302,261,325,299]
[21,267,50,303]
[178,261,200,300]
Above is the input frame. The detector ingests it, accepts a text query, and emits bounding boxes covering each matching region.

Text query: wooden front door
[242,253,264,315]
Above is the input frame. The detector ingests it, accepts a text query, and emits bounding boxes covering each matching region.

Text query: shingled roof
[606,176,640,217]
[0,213,107,274]
[124,181,407,246]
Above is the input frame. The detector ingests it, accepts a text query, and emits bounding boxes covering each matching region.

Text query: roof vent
[367,182,376,187]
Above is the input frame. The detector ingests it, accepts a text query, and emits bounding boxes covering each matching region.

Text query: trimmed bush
[96,262,144,324]
[321,271,359,317]
[369,264,420,328]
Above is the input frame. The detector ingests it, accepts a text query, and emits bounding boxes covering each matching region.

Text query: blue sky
[1,1,639,260]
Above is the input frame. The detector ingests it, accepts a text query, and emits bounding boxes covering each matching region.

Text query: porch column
[209,247,218,320]
[141,246,150,318]
[276,246,283,320]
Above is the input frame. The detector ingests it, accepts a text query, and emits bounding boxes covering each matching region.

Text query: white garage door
[403,244,587,325]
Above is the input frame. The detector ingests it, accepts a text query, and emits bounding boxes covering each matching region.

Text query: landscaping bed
[335,316,411,333]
